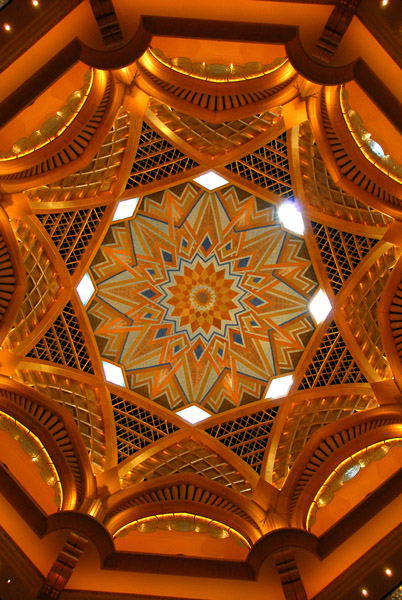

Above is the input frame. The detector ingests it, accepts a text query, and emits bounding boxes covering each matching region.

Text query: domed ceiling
[88,181,317,414]
[2,3,402,596]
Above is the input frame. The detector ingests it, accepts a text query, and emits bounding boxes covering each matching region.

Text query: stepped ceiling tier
[1,1,402,600]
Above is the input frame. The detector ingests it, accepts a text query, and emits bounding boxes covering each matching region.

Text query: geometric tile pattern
[26,302,94,374]
[126,122,198,189]
[121,438,253,496]
[224,132,293,199]
[89,183,317,414]
[148,99,282,159]
[312,222,377,293]
[111,394,179,463]
[299,321,367,389]
[37,207,107,274]
[273,393,378,483]
[206,406,279,474]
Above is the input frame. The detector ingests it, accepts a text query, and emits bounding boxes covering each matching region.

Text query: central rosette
[190,284,216,311]
[160,257,244,340]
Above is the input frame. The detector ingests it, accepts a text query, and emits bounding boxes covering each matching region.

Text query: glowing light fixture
[176,405,211,424]
[361,590,368,597]
[265,374,293,399]
[76,273,95,306]
[368,139,385,158]
[382,0,388,5]
[193,171,229,191]
[385,568,392,576]
[278,201,304,235]
[112,197,139,221]
[32,0,39,5]
[309,289,332,324]
[102,361,126,387]
[4,23,11,31]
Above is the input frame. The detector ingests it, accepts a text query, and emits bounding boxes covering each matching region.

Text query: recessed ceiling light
[4,23,11,31]
[385,568,392,576]
[76,273,95,306]
[309,289,332,324]
[102,361,126,387]
[176,405,211,424]
[265,374,293,399]
[361,590,368,597]
[193,171,229,191]
[112,197,140,221]
[278,201,304,235]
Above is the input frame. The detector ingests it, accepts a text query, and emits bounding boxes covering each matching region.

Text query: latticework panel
[312,222,377,293]
[111,394,179,463]
[342,247,398,379]
[37,206,107,274]
[24,108,130,203]
[13,368,104,469]
[26,302,94,374]
[206,407,278,474]
[126,122,198,189]
[298,123,390,226]
[224,132,293,198]
[299,321,366,389]
[122,439,252,496]
[273,394,378,483]
[148,100,282,159]
[3,219,61,349]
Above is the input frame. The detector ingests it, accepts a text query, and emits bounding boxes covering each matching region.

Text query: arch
[0,205,27,345]
[0,377,96,510]
[277,406,402,528]
[308,86,402,219]
[378,253,402,389]
[104,471,264,544]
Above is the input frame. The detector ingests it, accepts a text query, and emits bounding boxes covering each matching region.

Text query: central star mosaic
[88,183,318,413]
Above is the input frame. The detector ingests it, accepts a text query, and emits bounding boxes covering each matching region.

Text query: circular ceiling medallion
[89,183,318,413]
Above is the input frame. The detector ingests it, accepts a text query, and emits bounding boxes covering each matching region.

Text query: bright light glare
[368,139,385,158]
[102,361,126,387]
[265,374,293,399]
[112,197,139,221]
[193,171,229,191]
[176,405,211,424]
[309,289,332,324]
[76,273,95,306]
[278,202,304,235]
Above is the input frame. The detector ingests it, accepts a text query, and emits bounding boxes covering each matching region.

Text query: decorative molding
[37,531,88,600]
